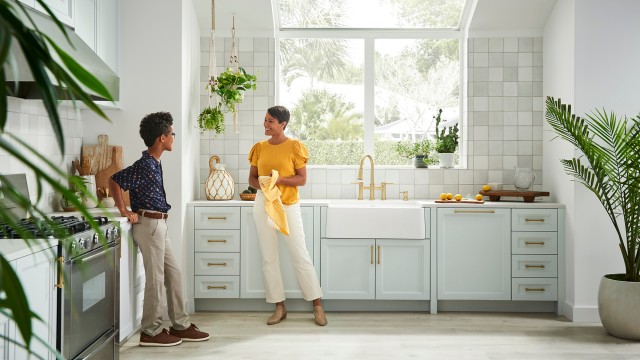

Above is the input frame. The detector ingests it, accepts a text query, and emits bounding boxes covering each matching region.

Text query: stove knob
[70,242,77,252]
[93,233,99,244]
[105,228,111,240]
[79,238,88,249]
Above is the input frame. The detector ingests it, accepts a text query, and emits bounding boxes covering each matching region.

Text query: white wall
[544,0,640,322]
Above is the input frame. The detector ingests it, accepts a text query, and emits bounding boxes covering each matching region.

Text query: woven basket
[239,193,256,201]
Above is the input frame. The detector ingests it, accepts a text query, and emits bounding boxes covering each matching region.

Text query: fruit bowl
[240,193,256,201]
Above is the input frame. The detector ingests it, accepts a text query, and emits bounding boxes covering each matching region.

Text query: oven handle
[69,242,119,264]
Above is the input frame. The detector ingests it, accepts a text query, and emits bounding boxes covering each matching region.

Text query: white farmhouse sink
[325,200,426,239]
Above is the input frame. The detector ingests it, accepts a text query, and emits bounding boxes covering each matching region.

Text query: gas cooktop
[0,215,110,239]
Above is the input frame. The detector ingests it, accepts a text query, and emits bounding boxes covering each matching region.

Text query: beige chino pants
[253,191,323,303]
[133,214,190,336]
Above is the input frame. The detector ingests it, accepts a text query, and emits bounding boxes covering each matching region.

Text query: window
[277,0,466,166]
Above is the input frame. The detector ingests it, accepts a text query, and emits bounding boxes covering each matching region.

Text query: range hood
[5,8,119,101]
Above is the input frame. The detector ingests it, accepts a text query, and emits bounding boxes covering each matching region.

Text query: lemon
[475,194,483,201]
[439,193,448,200]
[482,184,491,191]
[446,193,453,200]
[454,194,462,201]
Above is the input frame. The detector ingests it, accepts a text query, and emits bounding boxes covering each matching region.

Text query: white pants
[253,191,323,303]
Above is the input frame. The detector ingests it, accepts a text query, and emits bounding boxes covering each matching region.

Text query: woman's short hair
[267,106,290,129]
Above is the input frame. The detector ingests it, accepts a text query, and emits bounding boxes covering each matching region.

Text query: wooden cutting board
[82,135,123,175]
[94,147,130,206]
[479,190,550,203]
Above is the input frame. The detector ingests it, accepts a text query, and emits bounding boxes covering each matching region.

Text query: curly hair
[139,112,173,147]
[267,105,290,130]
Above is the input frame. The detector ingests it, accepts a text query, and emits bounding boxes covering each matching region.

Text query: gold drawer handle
[56,256,64,289]
[525,287,545,292]
[524,218,545,222]
[208,216,227,220]
[207,262,228,267]
[525,264,546,269]
[524,241,545,245]
[377,245,381,265]
[207,285,227,290]
[454,210,495,214]
[207,239,227,243]
[370,245,374,264]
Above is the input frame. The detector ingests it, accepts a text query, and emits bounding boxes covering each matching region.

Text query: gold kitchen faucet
[355,155,390,200]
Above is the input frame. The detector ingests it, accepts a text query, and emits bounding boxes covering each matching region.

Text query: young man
[109,112,209,347]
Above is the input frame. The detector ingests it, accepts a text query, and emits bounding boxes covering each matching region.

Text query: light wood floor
[119,312,640,360]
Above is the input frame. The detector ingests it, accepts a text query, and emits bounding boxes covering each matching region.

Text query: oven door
[60,241,120,359]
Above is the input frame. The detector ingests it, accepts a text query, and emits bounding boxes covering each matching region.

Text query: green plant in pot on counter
[59,175,90,211]
[546,96,640,340]
[395,138,437,168]
[433,109,459,168]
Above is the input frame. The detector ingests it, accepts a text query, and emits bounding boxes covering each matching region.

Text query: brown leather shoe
[139,329,182,347]
[267,306,287,325]
[314,306,328,326]
[169,323,210,342]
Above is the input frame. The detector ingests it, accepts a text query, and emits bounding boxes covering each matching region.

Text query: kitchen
[1,0,640,358]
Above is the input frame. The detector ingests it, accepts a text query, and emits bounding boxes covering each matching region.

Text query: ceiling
[192,0,558,37]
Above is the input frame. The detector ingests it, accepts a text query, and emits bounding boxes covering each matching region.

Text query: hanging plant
[197,106,225,134]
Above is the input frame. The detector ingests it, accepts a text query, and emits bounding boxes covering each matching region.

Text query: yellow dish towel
[258,170,289,236]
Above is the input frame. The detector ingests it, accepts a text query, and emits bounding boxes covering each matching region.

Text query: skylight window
[278,0,466,29]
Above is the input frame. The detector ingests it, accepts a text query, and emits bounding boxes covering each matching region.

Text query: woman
[248,105,327,326]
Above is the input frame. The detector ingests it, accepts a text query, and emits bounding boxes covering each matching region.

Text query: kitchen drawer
[194,207,241,230]
[512,209,557,231]
[194,276,240,298]
[512,255,557,277]
[512,232,558,254]
[195,253,240,276]
[512,278,558,301]
[194,230,240,252]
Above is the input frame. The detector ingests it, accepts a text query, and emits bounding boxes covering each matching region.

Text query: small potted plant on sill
[395,138,437,168]
[433,108,459,168]
[197,67,257,134]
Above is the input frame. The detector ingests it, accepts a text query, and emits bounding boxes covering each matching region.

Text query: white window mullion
[364,38,374,156]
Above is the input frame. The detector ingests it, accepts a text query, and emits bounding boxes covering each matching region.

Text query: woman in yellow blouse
[248,106,327,326]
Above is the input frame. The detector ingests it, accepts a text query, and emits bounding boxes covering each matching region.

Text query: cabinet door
[321,238,376,299]
[12,247,57,360]
[36,0,74,26]
[240,207,315,298]
[437,208,511,300]
[376,239,429,300]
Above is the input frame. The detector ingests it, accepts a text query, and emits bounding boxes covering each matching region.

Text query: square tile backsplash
[199,37,545,201]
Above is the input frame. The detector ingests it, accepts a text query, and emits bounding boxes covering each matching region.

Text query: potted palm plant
[433,109,459,168]
[395,138,437,168]
[546,96,640,340]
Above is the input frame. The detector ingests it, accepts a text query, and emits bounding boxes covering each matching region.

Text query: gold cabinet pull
[454,210,495,214]
[207,216,227,220]
[207,239,227,243]
[56,256,64,289]
[377,245,381,265]
[525,287,545,292]
[370,245,374,264]
[207,262,228,267]
[525,264,546,269]
[524,241,545,245]
[207,285,227,289]
[524,218,545,222]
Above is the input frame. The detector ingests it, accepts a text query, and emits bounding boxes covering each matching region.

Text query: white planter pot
[438,152,454,168]
[598,275,640,340]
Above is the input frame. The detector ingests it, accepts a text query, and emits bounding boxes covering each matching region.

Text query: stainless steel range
[55,215,120,360]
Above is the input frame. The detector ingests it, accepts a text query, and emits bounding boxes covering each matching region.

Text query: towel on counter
[258,170,289,235]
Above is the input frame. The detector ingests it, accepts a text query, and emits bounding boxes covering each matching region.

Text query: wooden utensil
[94,147,129,205]
[81,155,92,176]
[73,160,83,175]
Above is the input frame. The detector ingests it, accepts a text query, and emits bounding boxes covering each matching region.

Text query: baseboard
[565,302,601,323]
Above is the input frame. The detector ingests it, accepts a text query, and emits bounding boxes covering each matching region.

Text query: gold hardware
[207,285,227,290]
[525,241,545,245]
[377,245,381,264]
[525,264,546,269]
[370,245,374,264]
[207,262,228,267]
[207,239,227,243]
[454,210,496,214]
[357,155,375,200]
[525,287,545,292]
[524,218,545,223]
[56,256,64,288]
[400,191,409,201]
[208,216,227,220]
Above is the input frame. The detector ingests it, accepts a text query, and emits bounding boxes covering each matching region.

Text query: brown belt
[136,210,168,219]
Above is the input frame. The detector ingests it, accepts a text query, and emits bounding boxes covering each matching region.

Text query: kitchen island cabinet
[118,219,145,343]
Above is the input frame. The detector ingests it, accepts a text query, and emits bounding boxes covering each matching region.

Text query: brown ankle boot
[314,306,328,326]
[267,306,287,325]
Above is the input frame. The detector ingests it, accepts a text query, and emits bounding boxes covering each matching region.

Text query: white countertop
[188,199,565,208]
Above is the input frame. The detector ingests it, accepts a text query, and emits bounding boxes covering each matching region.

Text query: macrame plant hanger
[230,14,240,134]
[207,0,217,119]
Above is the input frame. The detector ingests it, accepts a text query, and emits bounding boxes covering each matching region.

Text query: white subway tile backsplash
[474,38,489,52]
[519,38,533,52]
[504,38,518,52]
